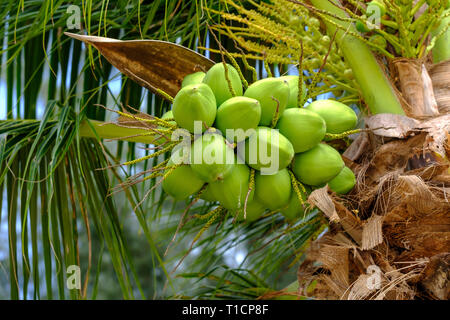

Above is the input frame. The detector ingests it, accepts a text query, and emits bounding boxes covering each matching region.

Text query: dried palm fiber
[297,112,449,300]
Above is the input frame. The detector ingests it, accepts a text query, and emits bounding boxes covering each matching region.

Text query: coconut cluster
[161,63,358,222]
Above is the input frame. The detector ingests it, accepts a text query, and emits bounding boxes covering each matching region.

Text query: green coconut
[244,77,290,126]
[254,169,292,211]
[162,151,205,200]
[356,18,370,33]
[209,163,254,210]
[306,99,357,134]
[328,166,356,195]
[274,281,302,300]
[276,108,326,153]
[202,63,243,106]
[279,75,307,108]
[236,199,266,222]
[292,143,345,186]
[199,184,217,202]
[281,186,311,221]
[238,127,294,174]
[215,97,261,142]
[190,131,235,183]
[181,71,206,88]
[172,83,217,133]
[161,110,174,122]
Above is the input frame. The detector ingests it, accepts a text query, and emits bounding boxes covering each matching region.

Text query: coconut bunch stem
[324,128,362,140]
[209,0,405,114]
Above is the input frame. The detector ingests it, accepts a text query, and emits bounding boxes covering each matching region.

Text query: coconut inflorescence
[154,63,357,223]
[292,143,345,186]
[162,148,205,200]
[154,110,176,144]
[281,185,311,221]
[189,130,235,183]
[209,163,254,210]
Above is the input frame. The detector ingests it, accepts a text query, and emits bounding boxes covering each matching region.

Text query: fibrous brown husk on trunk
[297,114,450,300]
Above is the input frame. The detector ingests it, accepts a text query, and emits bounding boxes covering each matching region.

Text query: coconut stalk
[307,0,405,115]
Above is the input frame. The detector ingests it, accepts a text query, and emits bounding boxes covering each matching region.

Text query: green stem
[79,120,158,144]
[430,9,450,63]
[309,0,405,115]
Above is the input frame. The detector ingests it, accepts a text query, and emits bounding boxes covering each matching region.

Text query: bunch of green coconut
[160,62,357,223]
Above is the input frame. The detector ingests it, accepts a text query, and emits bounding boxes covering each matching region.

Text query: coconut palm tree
[0,0,448,300]
[207,0,450,300]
